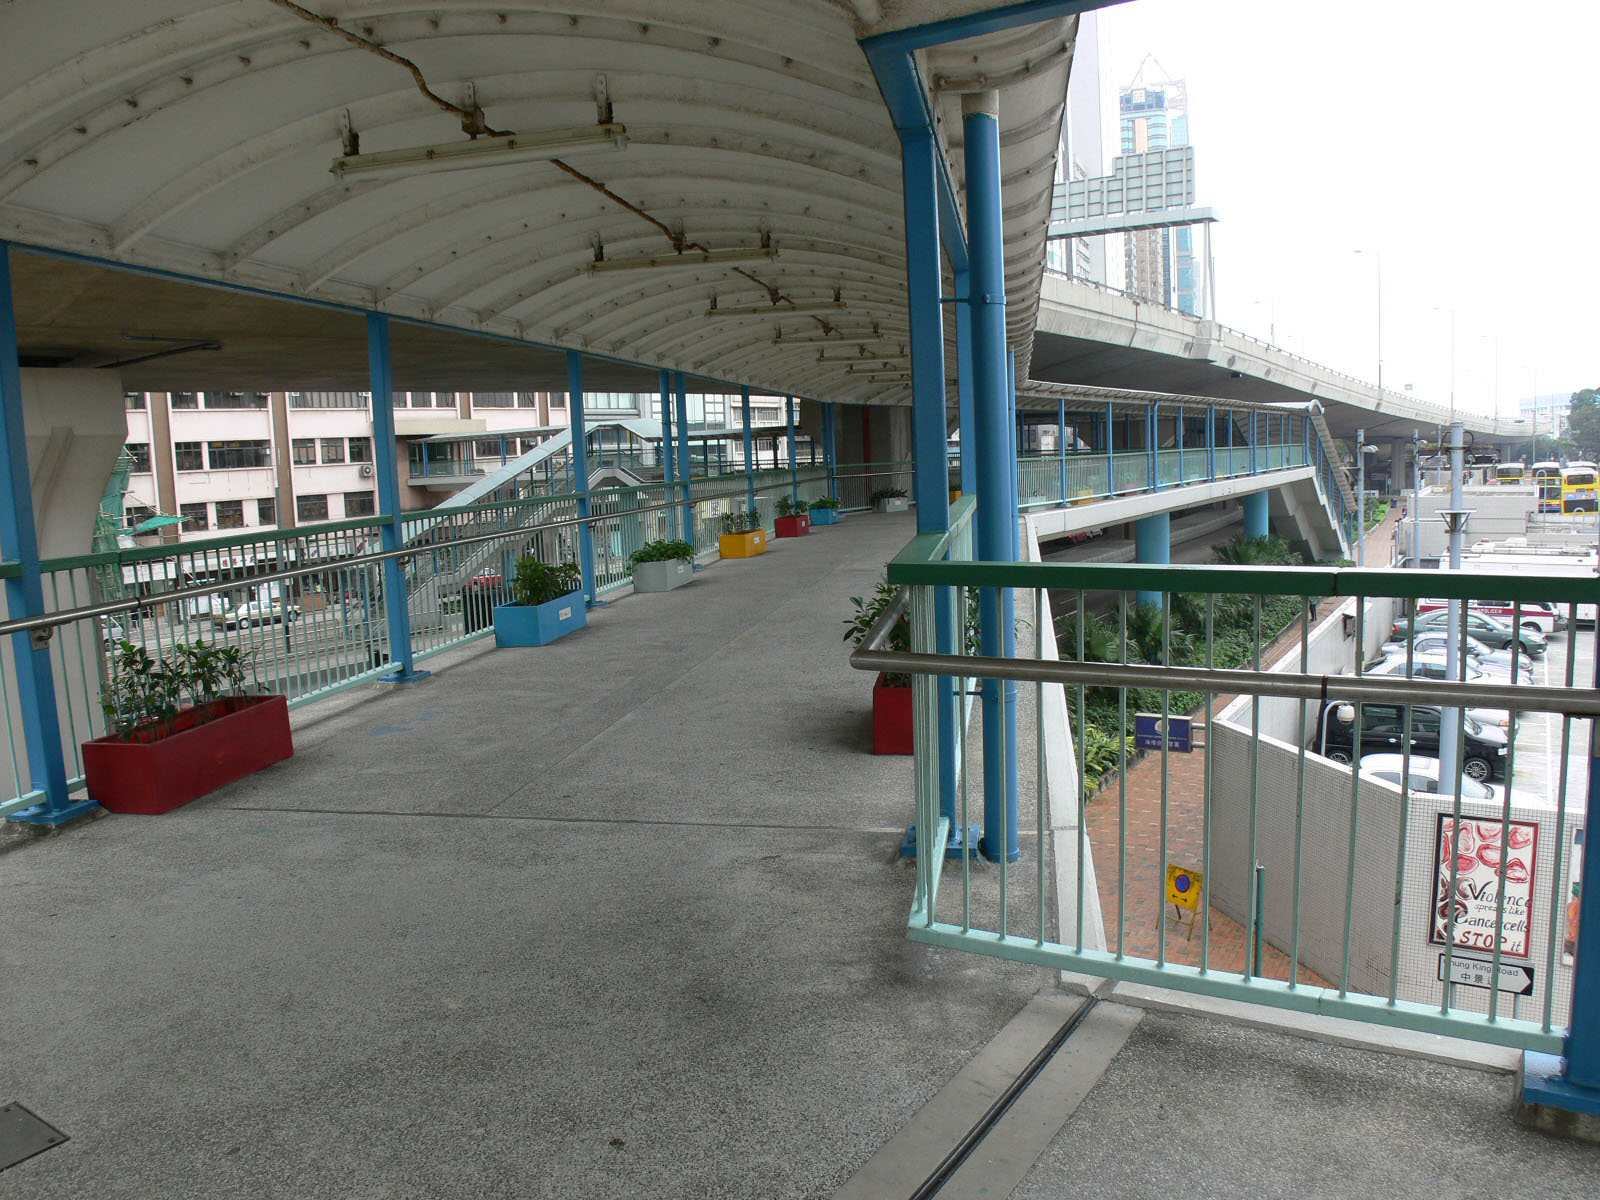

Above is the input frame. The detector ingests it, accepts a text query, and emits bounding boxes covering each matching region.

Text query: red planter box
[873,674,913,755]
[775,514,810,538]
[83,694,294,815]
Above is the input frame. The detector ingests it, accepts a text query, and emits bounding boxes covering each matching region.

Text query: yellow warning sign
[1166,864,1203,911]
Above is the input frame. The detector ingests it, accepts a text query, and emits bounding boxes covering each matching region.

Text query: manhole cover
[0,1103,69,1172]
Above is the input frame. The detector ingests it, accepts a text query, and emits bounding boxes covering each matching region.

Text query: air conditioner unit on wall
[360,464,375,477]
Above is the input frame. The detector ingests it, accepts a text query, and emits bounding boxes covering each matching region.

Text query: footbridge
[1,0,1597,1175]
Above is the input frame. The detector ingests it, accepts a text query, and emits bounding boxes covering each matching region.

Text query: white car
[1363,653,1518,732]
[1373,635,1535,682]
[212,598,301,630]
[1358,753,1506,803]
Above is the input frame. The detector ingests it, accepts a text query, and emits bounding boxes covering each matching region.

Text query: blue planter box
[810,508,841,526]
[493,591,587,647]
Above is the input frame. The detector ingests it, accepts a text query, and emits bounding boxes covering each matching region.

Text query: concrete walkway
[0,511,1049,1199]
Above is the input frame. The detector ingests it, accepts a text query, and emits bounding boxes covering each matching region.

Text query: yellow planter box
[719,530,767,558]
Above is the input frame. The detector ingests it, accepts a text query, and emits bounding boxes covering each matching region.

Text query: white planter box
[633,558,694,593]
[874,497,909,513]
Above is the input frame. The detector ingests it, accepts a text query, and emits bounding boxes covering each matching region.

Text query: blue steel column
[566,352,597,604]
[1147,402,1158,490]
[660,371,678,540]
[1250,411,1258,474]
[1057,399,1068,504]
[902,123,962,855]
[965,91,1019,864]
[1244,491,1269,539]
[1135,513,1170,609]
[955,268,977,495]
[1522,645,1600,1118]
[0,246,96,826]
[366,314,428,683]
[786,395,799,503]
[1105,401,1115,496]
[1177,404,1185,481]
[741,386,755,510]
[824,403,839,501]
[1207,406,1216,479]
[674,372,692,546]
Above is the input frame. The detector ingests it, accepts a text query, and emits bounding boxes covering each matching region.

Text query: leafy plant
[719,507,762,534]
[809,496,841,511]
[870,487,908,502]
[843,582,910,685]
[776,495,808,518]
[1078,721,1136,794]
[102,639,251,742]
[512,555,582,606]
[629,539,693,569]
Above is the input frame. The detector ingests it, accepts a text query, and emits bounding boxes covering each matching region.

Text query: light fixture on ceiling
[331,123,628,180]
[709,300,845,318]
[588,246,778,274]
[773,324,885,346]
[816,350,905,364]
[842,364,910,376]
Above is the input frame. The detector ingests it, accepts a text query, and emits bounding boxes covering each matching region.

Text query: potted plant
[493,555,586,646]
[871,487,909,513]
[843,582,914,754]
[718,507,767,559]
[630,538,695,593]
[808,496,842,526]
[84,640,292,814]
[774,495,811,538]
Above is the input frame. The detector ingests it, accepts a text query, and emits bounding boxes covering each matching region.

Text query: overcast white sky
[1088,0,1599,418]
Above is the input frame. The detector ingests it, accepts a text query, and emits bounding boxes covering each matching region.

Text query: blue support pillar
[824,402,839,501]
[1177,404,1185,482]
[1244,491,1270,539]
[660,371,677,539]
[741,386,755,511]
[964,92,1019,864]
[902,123,965,857]
[1105,401,1115,496]
[567,352,598,605]
[1135,513,1171,610]
[1148,402,1158,490]
[786,395,799,503]
[674,372,692,547]
[1521,646,1600,1121]
[1207,406,1216,479]
[0,246,96,826]
[1057,399,1068,504]
[1250,411,1258,475]
[955,267,977,496]
[365,314,428,684]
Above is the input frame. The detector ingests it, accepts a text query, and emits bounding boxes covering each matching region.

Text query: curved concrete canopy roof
[0,1,1077,401]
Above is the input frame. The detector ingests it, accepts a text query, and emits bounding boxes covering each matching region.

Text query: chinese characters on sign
[1136,713,1192,752]
[1430,816,1538,958]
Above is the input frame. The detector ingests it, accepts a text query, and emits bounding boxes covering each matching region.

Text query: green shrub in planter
[512,556,583,607]
[629,538,696,593]
[719,508,761,534]
[809,495,842,525]
[775,495,807,518]
[870,487,909,513]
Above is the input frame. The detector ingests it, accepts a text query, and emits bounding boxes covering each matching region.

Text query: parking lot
[1508,624,1593,810]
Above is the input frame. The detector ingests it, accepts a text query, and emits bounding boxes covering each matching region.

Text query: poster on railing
[1430,815,1537,959]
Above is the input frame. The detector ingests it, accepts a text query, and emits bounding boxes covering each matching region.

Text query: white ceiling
[0,1,1077,400]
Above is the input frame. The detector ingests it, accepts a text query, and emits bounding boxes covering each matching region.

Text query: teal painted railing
[873,546,1600,1055]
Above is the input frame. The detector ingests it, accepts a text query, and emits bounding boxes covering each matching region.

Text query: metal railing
[1016,443,1310,509]
[859,542,1599,1054]
[0,460,910,817]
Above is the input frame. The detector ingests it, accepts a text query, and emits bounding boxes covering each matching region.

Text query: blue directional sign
[1135,712,1193,753]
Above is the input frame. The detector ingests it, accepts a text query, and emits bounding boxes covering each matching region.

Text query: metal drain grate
[0,1103,69,1172]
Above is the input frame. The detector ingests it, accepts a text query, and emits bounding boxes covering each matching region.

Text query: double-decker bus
[1494,462,1526,485]
[1561,462,1599,513]
[1532,461,1564,512]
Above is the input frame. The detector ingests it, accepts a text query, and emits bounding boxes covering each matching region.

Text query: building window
[289,391,369,409]
[124,504,155,529]
[296,493,329,522]
[320,438,345,465]
[214,499,245,529]
[174,442,205,472]
[170,391,199,409]
[347,437,372,463]
[292,438,317,465]
[207,440,271,470]
[343,491,376,518]
[124,391,146,410]
[180,502,209,531]
[474,392,515,408]
[205,390,268,409]
[125,442,151,473]
[257,497,276,526]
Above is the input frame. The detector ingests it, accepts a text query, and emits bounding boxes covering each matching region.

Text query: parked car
[212,598,301,630]
[98,614,125,650]
[1417,597,1564,635]
[1376,632,1535,681]
[1313,700,1508,781]
[1390,609,1546,658]
[1358,753,1507,803]
[1363,654,1518,731]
